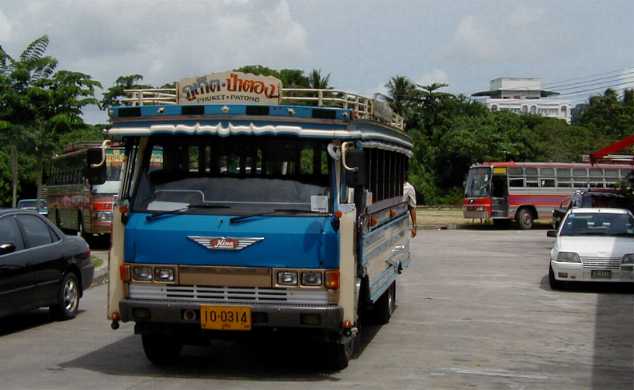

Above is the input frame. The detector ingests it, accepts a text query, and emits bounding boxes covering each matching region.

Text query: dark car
[552,190,632,229]
[0,209,93,320]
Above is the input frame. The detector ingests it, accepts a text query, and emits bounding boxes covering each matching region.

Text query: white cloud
[1,0,309,87]
[445,5,556,65]
[0,10,12,41]
[448,15,500,63]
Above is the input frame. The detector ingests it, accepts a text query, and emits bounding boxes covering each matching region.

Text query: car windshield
[131,136,332,214]
[560,212,634,237]
[465,167,491,198]
[18,200,38,208]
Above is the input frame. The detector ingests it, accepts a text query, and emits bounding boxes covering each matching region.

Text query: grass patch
[91,256,104,269]
[416,206,474,226]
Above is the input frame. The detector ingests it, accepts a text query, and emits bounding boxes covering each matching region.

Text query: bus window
[540,179,555,187]
[540,168,555,177]
[509,177,524,187]
[605,169,618,179]
[508,167,523,176]
[573,168,588,178]
[525,167,538,187]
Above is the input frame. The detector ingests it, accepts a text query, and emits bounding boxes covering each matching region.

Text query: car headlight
[277,271,298,286]
[154,267,176,282]
[556,252,581,263]
[95,211,112,222]
[301,271,323,286]
[132,266,153,281]
[622,254,634,265]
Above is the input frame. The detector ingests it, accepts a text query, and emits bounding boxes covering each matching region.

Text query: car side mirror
[86,148,107,185]
[0,242,16,255]
[546,230,557,238]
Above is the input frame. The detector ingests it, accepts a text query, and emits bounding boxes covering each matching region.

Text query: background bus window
[509,177,525,187]
[525,167,538,187]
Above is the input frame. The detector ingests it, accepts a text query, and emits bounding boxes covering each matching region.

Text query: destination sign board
[177,71,281,105]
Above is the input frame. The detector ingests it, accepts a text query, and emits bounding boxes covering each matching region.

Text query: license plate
[200,305,251,331]
[591,270,612,279]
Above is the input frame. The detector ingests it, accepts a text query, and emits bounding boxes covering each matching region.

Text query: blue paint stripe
[112,104,351,121]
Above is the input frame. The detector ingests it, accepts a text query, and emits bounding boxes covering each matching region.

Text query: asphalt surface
[0,229,632,389]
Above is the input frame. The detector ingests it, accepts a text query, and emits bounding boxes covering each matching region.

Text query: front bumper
[551,261,634,283]
[463,208,489,219]
[119,299,343,330]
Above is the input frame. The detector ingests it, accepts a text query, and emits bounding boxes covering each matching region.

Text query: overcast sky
[1,0,633,123]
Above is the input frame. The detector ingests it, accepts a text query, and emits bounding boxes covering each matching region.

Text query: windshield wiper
[229,209,316,224]
[146,204,229,222]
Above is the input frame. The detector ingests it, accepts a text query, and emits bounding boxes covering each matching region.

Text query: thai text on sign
[177,72,281,105]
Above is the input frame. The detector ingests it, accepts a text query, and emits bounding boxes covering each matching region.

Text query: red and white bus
[43,143,123,242]
[463,162,632,229]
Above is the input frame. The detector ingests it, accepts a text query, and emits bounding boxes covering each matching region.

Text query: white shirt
[403,182,416,209]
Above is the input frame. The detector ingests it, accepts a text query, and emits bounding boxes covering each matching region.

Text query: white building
[472,78,571,123]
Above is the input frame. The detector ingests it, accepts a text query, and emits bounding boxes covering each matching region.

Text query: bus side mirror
[344,150,367,187]
[547,230,557,238]
[86,148,107,185]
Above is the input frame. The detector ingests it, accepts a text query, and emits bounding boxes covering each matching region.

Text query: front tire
[326,337,355,371]
[50,272,80,320]
[549,266,564,290]
[142,334,182,365]
[517,208,534,230]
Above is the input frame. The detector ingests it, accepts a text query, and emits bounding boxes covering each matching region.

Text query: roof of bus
[107,103,413,154]
[471,161,634,169]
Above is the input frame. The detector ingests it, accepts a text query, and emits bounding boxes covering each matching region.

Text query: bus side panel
[107,205,125,320]
[362,214,408,303]
[507,191,569,220]
[339,208,357,324]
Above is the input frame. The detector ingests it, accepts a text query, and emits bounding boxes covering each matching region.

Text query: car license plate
[591,270,611,279]
[200,305,251,331]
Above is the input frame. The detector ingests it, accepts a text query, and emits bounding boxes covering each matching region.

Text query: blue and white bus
[106,71,413,369]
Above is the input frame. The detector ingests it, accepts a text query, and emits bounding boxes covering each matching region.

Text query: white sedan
[548,208,634,289]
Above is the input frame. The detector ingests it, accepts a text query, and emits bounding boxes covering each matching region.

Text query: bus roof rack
[120,87,405,131]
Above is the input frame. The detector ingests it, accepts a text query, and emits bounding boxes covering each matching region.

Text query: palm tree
[385,75,416,115]
[308,69,331,89]
[0,35,58,206]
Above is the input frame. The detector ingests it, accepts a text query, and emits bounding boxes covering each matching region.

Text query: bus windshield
[560,212,634,237]
[131,136,332,214]
[465,167,491,198]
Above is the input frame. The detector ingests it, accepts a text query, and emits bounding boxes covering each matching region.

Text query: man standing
[403,181,417,237]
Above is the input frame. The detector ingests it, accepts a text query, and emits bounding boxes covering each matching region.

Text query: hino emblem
[187,236,264,251]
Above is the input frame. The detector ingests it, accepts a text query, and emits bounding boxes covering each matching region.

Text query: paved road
[1,229,632,389]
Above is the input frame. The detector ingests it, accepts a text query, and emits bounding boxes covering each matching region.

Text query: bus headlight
[277,271,298,286]
[154,267,176,282]
[556,252,581,263]
[132,266,153,281]
[95,211,112,222]
[301,271,323,286]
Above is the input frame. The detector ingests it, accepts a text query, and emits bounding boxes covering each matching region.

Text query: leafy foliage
[0,35,101,205]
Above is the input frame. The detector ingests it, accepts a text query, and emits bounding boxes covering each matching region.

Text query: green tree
[0,35,101,206]
[307,69,331,89]
[100,74,150,110]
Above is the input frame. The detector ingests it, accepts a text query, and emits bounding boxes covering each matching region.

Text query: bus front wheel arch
[516,207,536,230]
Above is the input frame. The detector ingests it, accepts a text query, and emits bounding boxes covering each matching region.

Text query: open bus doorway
[490,172,509,221]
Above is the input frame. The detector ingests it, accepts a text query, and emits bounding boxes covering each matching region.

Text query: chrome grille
[581,257,622,270]
[128,284,330,306]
